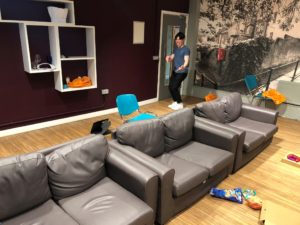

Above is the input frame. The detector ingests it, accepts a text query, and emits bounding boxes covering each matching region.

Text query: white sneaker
[168,102,177,108]
[171,103,183,110]
[175,103,184,110]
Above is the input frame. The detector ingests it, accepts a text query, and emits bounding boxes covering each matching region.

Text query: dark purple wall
[0,0,189,130]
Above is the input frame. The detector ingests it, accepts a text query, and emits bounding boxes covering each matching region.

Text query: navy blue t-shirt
[173,45,190,73]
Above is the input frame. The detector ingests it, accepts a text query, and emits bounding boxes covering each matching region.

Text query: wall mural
[196,0,300,93]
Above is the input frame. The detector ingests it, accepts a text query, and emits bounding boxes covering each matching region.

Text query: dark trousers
[169,71,188,103]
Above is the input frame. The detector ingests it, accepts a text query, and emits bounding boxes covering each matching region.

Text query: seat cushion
[156,153,209,197]
[161,108,194,152]
[59,177,153,225]
[116,118,165,157]
[3,200,79,225]
[229,117,278,140]
[242,130,265,153]
[171,141,234,176]
[46,135,109,200]
[0,153,51,221]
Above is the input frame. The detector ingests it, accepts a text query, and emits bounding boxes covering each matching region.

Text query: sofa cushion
[156,153,209,197]
[3,199,79,225]
[242,130,265,153]
[194,99,226,123]
[229,117,278,140]
[46,135,108,200]
[161,108,194,152]
[0,153,51,221]
[116,118,165,157]
[194,92,242,124]
[222,92,242,123]
[59,177,153,225]
[172,141,234,176]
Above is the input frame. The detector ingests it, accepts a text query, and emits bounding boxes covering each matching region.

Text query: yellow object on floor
[262,89,286,105]
[259,200,300,225]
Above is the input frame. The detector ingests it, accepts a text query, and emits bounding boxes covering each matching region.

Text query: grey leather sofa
[194,92,279,172]
[110,108,237,224]
[0,135,158,225]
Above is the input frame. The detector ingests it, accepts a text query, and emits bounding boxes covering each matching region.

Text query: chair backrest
[245,74,258,92]
[116,94,140,116]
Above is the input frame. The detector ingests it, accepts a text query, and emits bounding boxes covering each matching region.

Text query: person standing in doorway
[165,32,190,110]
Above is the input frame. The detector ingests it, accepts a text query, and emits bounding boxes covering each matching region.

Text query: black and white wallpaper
[196,0,300,92]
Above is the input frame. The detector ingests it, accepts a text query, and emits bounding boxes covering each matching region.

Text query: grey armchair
[0,135,158,225]
[194,92,279,172]
[110,108,238,224]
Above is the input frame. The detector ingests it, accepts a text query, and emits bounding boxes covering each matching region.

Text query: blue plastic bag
[210,187,243,204]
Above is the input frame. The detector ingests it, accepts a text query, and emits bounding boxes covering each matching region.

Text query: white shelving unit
[0,0,75,25]
[54,25,97,92]
[0,0,97,92]
[33,0,75,25]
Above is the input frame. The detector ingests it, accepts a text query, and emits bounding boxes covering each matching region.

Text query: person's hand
[165,55,171,62]
[176,65,185,71]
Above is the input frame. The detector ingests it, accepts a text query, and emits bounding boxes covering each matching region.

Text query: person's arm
[177,55,189,71]
[165,54,174,62]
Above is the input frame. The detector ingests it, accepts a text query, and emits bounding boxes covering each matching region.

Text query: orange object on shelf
[205,93,217,102]
[67,76,92,88]
[262,89,286,105]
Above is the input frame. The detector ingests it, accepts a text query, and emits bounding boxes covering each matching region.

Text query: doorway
[157,11,188,100]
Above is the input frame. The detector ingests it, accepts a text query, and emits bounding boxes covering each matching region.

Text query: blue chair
[244,74,269,105]
[116,94,157,123]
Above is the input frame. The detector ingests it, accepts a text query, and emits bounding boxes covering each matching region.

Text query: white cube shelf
[1,0,97,92]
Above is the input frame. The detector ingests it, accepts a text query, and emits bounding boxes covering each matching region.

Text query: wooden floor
[1,96,300,225]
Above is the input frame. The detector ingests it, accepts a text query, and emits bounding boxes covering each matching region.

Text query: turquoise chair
[116,94,156,123]
[244,74,269,105]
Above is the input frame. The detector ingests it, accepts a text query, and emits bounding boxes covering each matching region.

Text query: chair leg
[258,98,263,107]
[253,97,263,107]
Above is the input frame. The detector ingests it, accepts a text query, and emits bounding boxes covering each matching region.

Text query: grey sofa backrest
[222,92,243,122]
[195,98,226,123]
[116,118,165,157]
[0,153,51,221]
[195,92,242,123]
[39,134,96,155]
[46,135,108,200]
[161,108,194,152]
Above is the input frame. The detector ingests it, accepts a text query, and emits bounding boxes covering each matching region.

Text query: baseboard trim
[0,97,158,137]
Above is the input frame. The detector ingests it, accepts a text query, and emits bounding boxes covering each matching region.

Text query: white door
[157,11,188,100]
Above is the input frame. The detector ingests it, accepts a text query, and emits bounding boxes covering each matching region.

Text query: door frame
[156,10,189,99]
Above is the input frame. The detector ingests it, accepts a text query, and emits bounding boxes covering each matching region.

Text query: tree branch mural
[280,0,300,31]
[196,0,300,93]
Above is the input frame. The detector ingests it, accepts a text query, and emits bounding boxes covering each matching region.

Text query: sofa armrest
[241,103,279,124]
[193,117,239,155]
[108,140,175,224]
[106,147,158,216]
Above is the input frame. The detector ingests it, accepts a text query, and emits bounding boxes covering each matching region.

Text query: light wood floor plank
[0,96,300,225]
